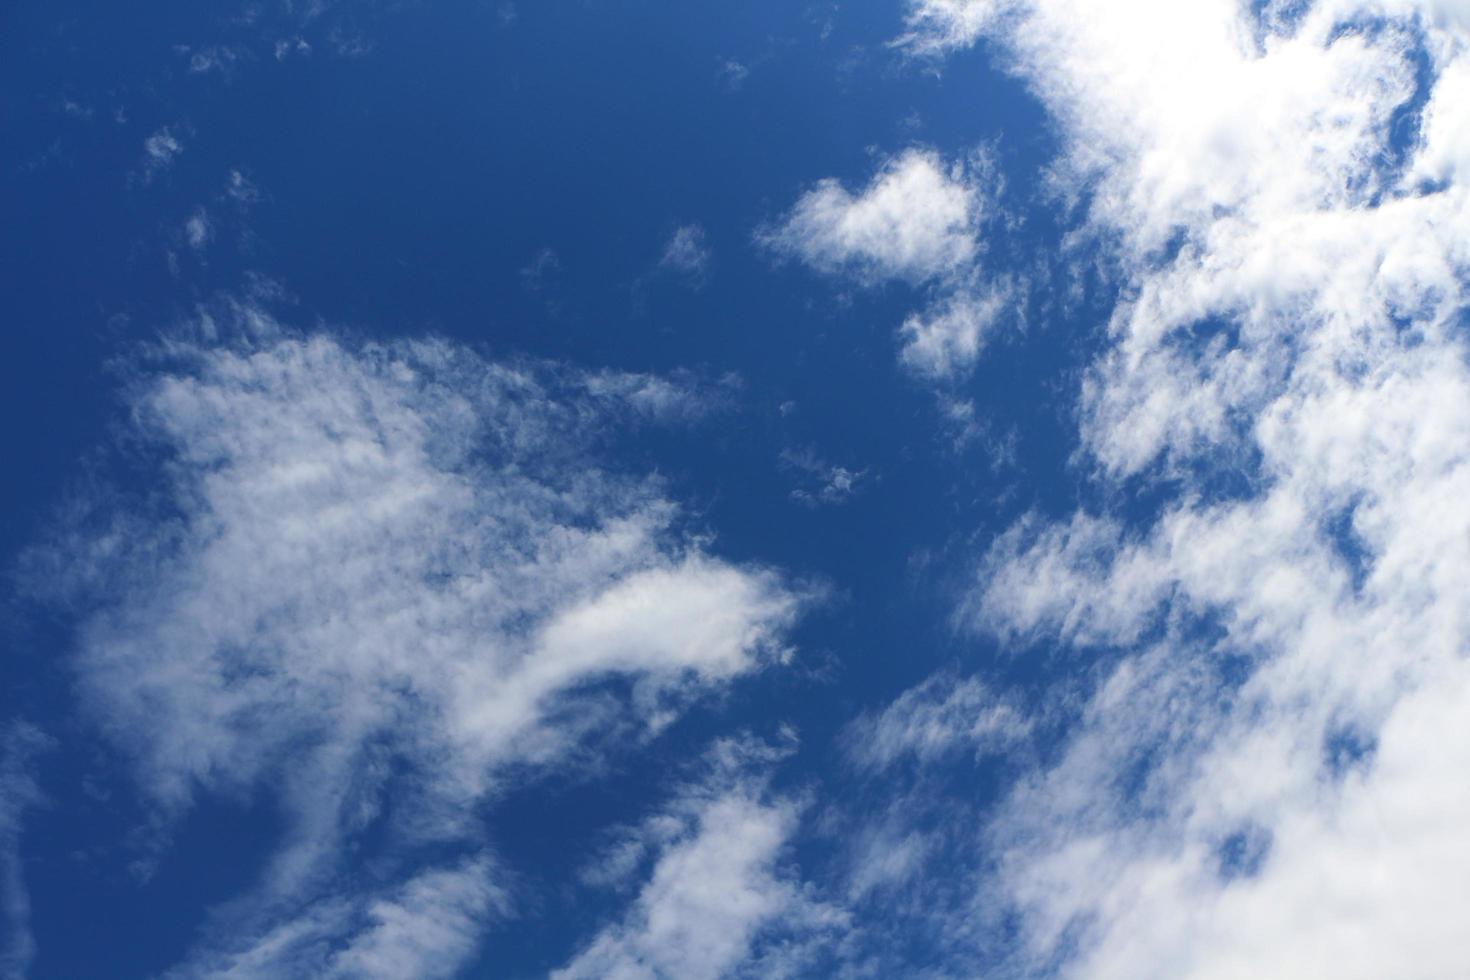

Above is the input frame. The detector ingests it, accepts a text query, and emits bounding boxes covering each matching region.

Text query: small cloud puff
[780,448,872,507]
[898,287,1007,380]
[183,208,212,251]
[659,224,712,283]
[719,58,751,89]
[760,148,980,285]
[762,147,1012,385]
[138,127,184,182]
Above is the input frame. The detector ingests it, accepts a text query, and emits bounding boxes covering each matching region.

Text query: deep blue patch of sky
[0,1,1122,976]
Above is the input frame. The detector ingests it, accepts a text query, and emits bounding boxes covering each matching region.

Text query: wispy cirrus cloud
[0,723,51,980]
[844,670,1030,774]
[659,224,713,283]
[556,735,844,980]
[779,447,871,507]
[28,302,808,977]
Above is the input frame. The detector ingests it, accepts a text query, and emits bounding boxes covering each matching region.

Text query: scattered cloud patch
[845,671,1031,772]
[519,247,561,291]
[0,723,51,980]
[180,44,244,75]
[780,447,871,507]
[898,287,1007,380]
[719,58,751,90]
[328,25,375,58]
[137,126,184,183]
[764,147,1017,385]
[659,224,712,283]
[225,168,260,205]
[60,97,93,121]
[28,308,807,976]
[318,858,509,979]
[183,208,212,251]
[761,149,979,286]
[582,368,739,424]
[555,736,844,980]
[273,36,312,61]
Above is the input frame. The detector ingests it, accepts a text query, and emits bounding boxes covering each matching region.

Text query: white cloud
[184,208,212,250]
[163,857,505,980]
[555,737,843,980]
[183,45,243,75]
[225,169,260,205]
[842,822,935,903]
[659,224,711,281]
[139,127,184,182]
[765,148,1013,385]
[0,723,50,980]
[31,309,806,976]
[879,2,1470,977]
[1412,51,1470,184]
[898,288,1006,380]
[555,794,796,980]
[328,26,375,58]
[322,858,507,979]
[845,670,1031,772]
[897,0,997,52]
[273,37,312,61]
[780,448,870,507]
[719,59,751,90]
[762,149,980,285]
[580,368,735,424]
[519,247,561,291]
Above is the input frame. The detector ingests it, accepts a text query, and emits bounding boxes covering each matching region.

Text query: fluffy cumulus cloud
[863,1,1470,977]
[762,149,979,285]
[897,288,1007,381]
[762,148,1008,381]
[556,737,843,980]
[32,308,806,977]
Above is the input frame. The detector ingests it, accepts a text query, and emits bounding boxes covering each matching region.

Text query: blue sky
[5,1,1470,978]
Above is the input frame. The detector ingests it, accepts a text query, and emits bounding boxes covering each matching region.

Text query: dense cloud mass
[31,315,804,977]
[860,1,1470,976]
